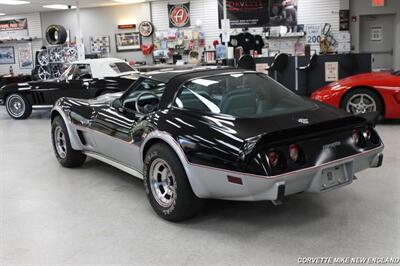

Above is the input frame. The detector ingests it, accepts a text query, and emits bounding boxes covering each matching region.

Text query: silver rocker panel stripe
[83,151,144,180]
[32,105,53,109]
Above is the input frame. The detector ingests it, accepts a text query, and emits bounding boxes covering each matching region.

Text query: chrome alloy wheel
[54,126,67,159]
[149,158,177,208]
[6,95,25,118]
[346,93,377,114]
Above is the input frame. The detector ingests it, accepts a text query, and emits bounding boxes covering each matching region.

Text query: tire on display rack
[341,87,383,116]
[46,25,68,45]
[5,93,32,120]
[143,142,203,222]
[51,116,87,168]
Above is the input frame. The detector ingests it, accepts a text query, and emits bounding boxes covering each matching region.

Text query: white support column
[76,0,85,60]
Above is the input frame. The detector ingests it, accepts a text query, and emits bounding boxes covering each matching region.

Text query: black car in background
[0,58,139,119]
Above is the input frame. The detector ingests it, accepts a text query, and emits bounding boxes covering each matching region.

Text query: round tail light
[267,150,279,167]
[352,129,367,147]
[366,128,380,144]
[352,130,361,145]
[289,144,300,162]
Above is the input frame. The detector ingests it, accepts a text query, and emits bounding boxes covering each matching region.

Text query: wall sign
[139,21,154,37]
[0,18,28,31]
[371,26,383,42]
[118,24,136,29]
[0,47,15,65]
[325,62,339,82]
[305,24,322,44]
[218,0,298,28]
[339,10,350,31]
[372,0,384,7]
[168,3,191,28]
[218,0,269,28]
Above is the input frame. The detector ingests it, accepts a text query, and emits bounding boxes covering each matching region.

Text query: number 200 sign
[305,24,323,44]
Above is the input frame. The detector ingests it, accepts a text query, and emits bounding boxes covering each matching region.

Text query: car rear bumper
[184,145,384,201]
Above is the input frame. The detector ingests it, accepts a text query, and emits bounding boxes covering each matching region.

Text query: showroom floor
[1,108,399,265]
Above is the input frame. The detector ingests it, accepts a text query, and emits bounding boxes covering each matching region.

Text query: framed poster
[115,32,141,52]
[218,0,269,28]
[168,3,191,28]
[89,35,111,54]
[18,44,33,69]
[339,10,350,31]
[0,46,15,64]
[269,0,298,27]
[218,0,298,28]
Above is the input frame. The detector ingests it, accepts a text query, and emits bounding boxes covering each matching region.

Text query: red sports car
[311,71,400,119]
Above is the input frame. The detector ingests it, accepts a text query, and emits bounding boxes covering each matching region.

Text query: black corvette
[50,67,384,221]
[0,59,139,119]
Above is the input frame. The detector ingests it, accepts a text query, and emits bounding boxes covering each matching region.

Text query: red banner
[0,18,28,31]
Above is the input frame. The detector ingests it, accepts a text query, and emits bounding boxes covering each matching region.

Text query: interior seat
[220,89,257,116]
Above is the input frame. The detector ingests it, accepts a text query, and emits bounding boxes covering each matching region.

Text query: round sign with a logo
[169,4,190,27]
[139,21,154,37]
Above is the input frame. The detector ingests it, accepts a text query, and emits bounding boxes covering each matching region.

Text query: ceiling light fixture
[112,0,145,3]
[43,4,76,9]
[0,0,30,5]
[0,13,6,15]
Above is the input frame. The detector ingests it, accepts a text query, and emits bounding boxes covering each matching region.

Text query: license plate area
[321,164,351,191]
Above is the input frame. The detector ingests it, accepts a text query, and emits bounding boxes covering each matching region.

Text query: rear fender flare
[140,131,207,197]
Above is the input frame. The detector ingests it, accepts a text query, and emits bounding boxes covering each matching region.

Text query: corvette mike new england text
[297,257,400,264]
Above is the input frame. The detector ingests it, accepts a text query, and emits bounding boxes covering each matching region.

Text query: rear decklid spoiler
[357,111,381,127]
[241,114,370,158]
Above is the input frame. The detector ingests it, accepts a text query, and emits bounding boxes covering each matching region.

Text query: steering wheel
[135,91,160,114]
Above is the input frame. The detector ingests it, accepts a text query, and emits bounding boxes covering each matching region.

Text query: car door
[89,78,165,171]
[53,64,92,100]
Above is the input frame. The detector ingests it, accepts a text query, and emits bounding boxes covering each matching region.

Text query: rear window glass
[110,62,136,73]
[174,73,315,118]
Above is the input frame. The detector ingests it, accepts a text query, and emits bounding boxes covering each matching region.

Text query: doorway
[359,14,395,71]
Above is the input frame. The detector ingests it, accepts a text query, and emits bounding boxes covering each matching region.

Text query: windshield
[174,73,315,118]
[59,65,73,80]
[122,78,166,111]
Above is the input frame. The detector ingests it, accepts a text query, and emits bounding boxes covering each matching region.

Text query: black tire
[143,143,203,222]
[5,93,32,119]
[46,25,67,45]
[341,88,383,115]
[51,116,86,168]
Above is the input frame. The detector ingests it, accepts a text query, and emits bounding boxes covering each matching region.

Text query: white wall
[349,0,400,70]
[40,3,152,63]
[0,13,43,75]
